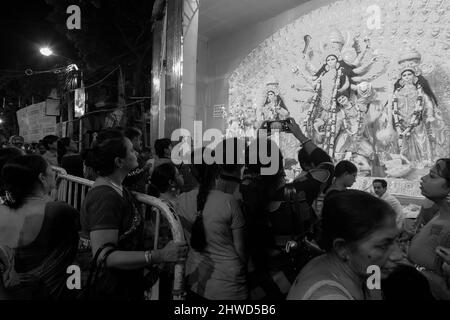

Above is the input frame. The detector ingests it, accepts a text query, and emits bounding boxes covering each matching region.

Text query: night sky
[0,0,76,72]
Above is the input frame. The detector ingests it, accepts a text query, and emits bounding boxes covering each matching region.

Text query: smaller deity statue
[259,80,300,160]
[334,92,372,163]
[378,48,445,169]
[261,81,290,121]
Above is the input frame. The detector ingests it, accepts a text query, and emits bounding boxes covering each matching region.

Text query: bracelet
[144,250,152,265]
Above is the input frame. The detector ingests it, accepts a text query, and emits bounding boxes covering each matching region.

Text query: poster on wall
[226,0,450,188]
[45,98,60,116]
[16,102,57,143]
[74,87,86,118]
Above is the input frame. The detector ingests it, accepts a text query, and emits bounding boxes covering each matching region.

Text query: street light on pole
[39,47,84,149]
[26,48,79,76]
[39,46,78,66]
[39,47,54,57]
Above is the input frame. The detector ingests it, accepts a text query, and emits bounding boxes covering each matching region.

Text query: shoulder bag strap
[85,243,117,291]
[284,185,309,241]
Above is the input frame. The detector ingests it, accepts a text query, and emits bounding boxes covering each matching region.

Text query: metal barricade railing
[52,166,68,176]
[134,193,186,300]
[51,167,186,300]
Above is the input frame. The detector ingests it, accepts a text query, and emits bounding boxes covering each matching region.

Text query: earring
[445,193,450,205]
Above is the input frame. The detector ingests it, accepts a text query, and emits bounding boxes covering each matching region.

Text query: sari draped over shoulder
[0,234,78,300]
[0,200,80,300]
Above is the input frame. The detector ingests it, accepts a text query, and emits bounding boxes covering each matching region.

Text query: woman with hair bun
[325,160,358,196]
[80,130,187,300]
[288,190,404,300]
[150,162,184,202]
[0,155,80,299]
[0,147,25,202]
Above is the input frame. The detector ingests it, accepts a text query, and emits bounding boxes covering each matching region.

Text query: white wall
[181,0,199,135]
[197,0,336,130]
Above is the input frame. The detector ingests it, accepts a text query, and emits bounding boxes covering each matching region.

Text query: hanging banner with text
[74,87,86,118]
[16,101,58,143]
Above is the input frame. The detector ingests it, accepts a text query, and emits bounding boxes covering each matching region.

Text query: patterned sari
[0,235,78,300]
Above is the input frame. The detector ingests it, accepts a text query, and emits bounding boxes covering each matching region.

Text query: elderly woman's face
[421,161,450,200]
[347,215,403,280]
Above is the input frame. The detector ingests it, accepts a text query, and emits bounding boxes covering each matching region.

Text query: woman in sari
[407,159,450,299]
[80,129,188,300]
[0,155,80,299]
[288,190,404,300]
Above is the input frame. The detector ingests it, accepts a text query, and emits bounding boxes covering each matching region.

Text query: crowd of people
[0,119,449,300]
[1,134,83,173]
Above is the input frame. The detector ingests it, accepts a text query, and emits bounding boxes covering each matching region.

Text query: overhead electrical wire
[69,66,120,92]
[60,99,146,124]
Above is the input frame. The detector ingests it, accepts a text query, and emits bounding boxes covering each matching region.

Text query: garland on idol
[392,83,425,149]
[303,67,343,157]
[265,101,281,121]
[324,67,343,157]
[303,79,321,132]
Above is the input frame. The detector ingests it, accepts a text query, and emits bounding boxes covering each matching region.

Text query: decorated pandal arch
[224,0,450,200]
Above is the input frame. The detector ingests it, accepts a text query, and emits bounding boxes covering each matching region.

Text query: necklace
[24,195,49,202]
[103,177,123,193]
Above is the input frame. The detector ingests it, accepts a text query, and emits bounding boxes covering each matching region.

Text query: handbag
[283,184,323,272]
[79,242,118,300]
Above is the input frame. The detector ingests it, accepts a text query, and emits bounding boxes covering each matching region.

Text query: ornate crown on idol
[266,81,280,96]
[398,48,422,77]
[323,48,342,61]
[321,29,345,61]
[328,29,345,46]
